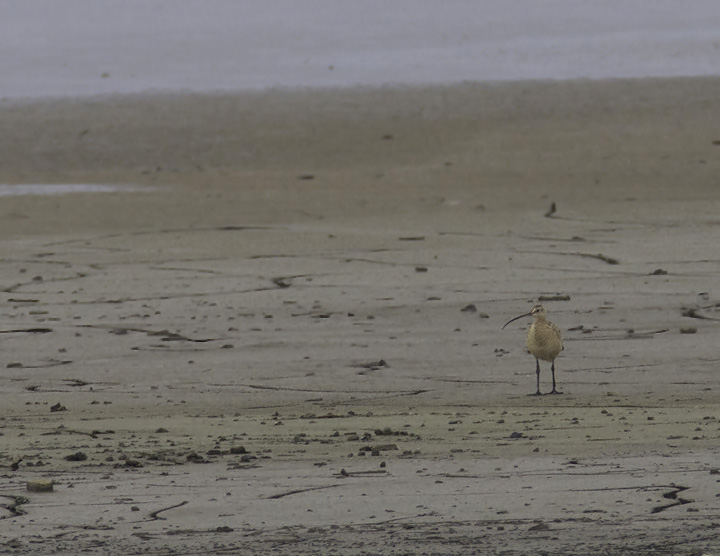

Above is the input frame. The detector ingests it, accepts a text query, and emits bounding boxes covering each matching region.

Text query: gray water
[2,0,719,99]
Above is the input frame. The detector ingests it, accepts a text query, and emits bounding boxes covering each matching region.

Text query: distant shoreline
[2,75,718,183]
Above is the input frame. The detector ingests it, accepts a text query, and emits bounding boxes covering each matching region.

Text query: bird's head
[529,305,547,320]
[502,304,548,330]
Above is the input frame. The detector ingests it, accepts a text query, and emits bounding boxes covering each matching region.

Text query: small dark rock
[538,294,571,302]
[186,452,206,463]
[64,452,87,462]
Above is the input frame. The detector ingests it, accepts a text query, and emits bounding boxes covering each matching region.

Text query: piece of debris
[27,480,54,493]
[579,253,619,265]
[538,295,571,302]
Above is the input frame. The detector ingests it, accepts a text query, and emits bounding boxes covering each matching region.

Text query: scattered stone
[186,452,206,464]
[529,522,550,531]
[369,444,398,452]
[650,268,668,275]
[538,294,571,301]
[64,452,87,462]
[27,479,54,493]
[680,327,697,334]
[50,403,67,412]
[357,360,388,371]
[461,304,477,313]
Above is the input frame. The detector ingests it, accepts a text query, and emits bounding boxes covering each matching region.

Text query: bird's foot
[527,391,542,397]
[548,389,564,395]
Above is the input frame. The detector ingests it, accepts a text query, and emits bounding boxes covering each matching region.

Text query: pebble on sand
[27,479,54,493]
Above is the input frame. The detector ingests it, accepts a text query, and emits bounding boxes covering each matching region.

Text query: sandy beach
[2,77,720,554]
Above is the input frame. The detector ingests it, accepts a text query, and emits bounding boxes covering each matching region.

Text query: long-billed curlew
[502,304,563,395]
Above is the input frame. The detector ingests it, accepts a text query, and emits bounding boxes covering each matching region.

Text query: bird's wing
[551,322,564,349]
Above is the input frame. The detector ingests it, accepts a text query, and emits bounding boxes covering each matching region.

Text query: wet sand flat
[1,77,720,554]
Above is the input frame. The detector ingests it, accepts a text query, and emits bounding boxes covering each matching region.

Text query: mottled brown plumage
[502,304,563,395]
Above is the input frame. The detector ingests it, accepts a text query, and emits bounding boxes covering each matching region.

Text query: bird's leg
[528,358,542,396]
[549,361,563,394]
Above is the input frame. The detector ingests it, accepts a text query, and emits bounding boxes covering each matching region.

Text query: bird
[502,304,564,395]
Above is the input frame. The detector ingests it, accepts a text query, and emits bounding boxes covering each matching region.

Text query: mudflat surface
[1,78,720,554]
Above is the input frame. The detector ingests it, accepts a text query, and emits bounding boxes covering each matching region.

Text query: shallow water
[2,0,719,99]
[0,184,145,196]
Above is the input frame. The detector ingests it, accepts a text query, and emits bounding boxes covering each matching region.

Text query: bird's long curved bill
[501,312,532,330]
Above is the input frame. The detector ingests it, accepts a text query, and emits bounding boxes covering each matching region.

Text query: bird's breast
[526,324,562,361]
